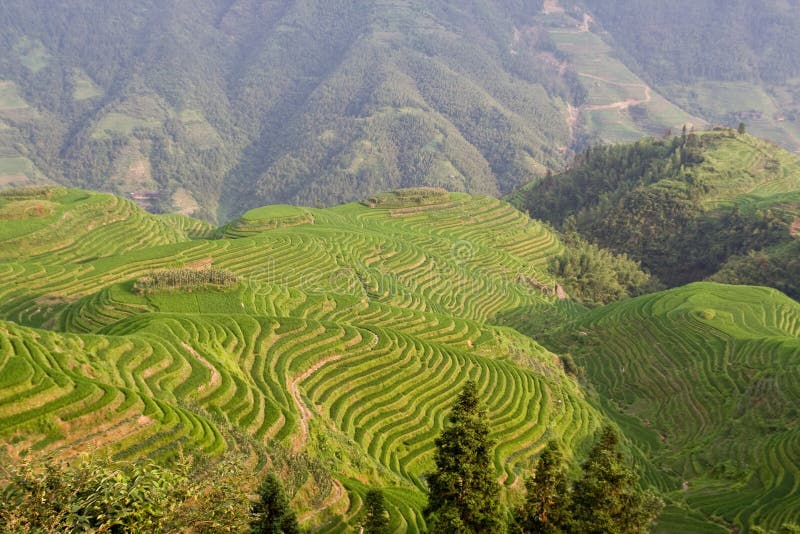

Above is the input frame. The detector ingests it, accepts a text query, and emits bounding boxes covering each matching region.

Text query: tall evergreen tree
[513,441,571,533]
[251,473,300,534]
[363,489,390,534]
[571,427,663,534]
[424,380,502,533]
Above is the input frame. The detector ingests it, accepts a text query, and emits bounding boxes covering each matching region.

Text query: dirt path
[580,13,593,32]
[298,478,347,524]
[791,218,800,238]
[566,103,580,138]
[289,355,342,453]
[583,84,651,112]
[182,342,222,394]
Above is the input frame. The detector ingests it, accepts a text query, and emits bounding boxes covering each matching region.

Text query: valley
[1,185,798,532]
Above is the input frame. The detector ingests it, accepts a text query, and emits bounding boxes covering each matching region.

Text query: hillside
[2,186,800,531]
[0,0,574,220]
[3,0,790,221]
[579,0,800,150]
[0,186,604,530]
[516,129,800,295]
[542,283,800,533]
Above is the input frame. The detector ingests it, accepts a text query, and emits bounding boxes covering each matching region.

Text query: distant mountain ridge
[1,0,799,220]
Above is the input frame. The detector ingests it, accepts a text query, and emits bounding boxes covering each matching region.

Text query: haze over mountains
[2,2,800,532]
[2,0,800,221]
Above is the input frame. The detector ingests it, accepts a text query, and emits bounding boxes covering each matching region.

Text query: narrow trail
[542,0,565,15]
[182,342,222,394]
[299,478,347,523]
[583,85,652,112]
[791,218,800,238]
[289,355,342,453]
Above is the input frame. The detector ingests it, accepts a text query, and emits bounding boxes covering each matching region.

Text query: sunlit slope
[0,186,596,531]
[546,283,800,532]
[0,188,566,327]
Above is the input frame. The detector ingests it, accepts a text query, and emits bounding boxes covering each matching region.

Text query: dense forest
[0,0,589,220]
[519,130,800,296]
[3,1,800,220]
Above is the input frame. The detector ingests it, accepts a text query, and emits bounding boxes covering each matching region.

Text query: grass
[14,37,50,73]
[72,69,103,100]
[665,81,800,151]
[545,283,800,532]
[545,27,705,142]
[0,187,588,530]
[92,113,163,139]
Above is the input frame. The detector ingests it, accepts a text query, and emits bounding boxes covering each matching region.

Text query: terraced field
[0,186,597,530]
[545,283,800,533]
[5,186,799,531]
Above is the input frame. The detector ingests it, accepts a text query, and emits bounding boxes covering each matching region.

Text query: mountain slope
[581,0,800,150]
[543,283,800,532]
[0,186,601,530]
[3,186,800,531]
[0,0,724,221]
[516,129,800,294]
[0,0,580,220]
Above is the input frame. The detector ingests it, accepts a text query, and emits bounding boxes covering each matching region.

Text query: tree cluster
[524,133,793,288]
[512,432,663,534]
[424,381,662,533]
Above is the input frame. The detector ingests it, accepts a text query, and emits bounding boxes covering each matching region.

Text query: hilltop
[516,129,800,297]
[542,283,800,532]
[0,186,602,531]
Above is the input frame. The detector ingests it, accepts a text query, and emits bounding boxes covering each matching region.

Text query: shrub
[132,268,238,294]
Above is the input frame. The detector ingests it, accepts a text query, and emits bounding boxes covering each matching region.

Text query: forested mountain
[582,0,800,84]
[581,0,800,148]
[0,0,580,220]
[516,129,800,297]
[3,0,799,221]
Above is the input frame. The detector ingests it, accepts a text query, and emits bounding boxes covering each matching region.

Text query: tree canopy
[424,380,502,533]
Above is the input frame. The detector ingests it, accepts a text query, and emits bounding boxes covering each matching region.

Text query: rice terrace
[3,1,800,532]
[0,183,797,532]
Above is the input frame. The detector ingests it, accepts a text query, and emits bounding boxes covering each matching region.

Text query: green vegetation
[0,453,253,532]
[549,231,653,306]
[363,489,390,534]
[0,186,798,531]
[570,427,663,534]
[0,0,582,221]
[582,0,800,149]
[517,131,800,296]
[3,1,800,217]
[132,269,238,294]
[512,441,571,533]
[583,0,800,85]
[512,429,663,534]
[252,473,300,534]
[543,283,800,532]
[424,380,502,532]
[0,187,601,531]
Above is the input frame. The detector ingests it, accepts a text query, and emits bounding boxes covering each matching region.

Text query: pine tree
[424,380,502,533]
[251,473,300,534]
[513,441,571,533]
[363,489,389,534]
[570,427,663,534]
